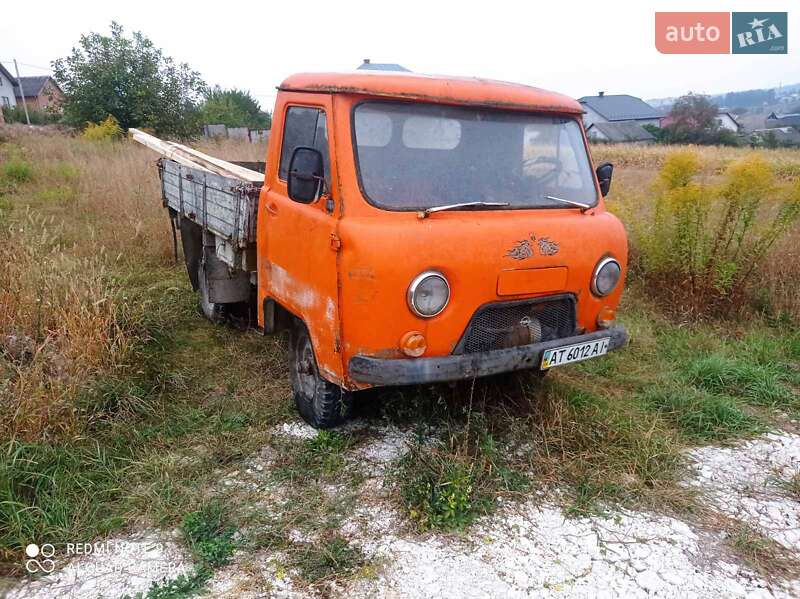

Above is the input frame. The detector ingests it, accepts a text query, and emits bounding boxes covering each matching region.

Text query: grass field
[1,126,799,591]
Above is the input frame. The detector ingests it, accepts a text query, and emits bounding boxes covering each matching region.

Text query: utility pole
[13,59,31,126]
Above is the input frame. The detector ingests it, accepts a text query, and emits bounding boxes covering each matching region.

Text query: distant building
[659,110,742,133]
[715,111,742,132]
[765,112,800,129]
[586,121,655,144]
[14,76,64,113]
[357,59,410,72]
[0,63,18,113]
[753,127,800,145]
[578,92,662,128]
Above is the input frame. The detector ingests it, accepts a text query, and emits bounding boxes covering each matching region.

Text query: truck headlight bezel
[407,271,450,318]
[591,257,622,297]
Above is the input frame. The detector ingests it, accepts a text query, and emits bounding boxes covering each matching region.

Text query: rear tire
[289,321,352,429]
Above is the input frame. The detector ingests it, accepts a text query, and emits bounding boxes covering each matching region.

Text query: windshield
[353,101,597,211]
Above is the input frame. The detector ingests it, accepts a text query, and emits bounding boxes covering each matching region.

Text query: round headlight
[591,257,621,297]
[407,271,450,317]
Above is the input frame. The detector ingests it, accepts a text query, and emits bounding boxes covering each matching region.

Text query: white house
[586,121,656,144]
[578,92,662,129]
[0,63,18,111]
[715,111,741,132]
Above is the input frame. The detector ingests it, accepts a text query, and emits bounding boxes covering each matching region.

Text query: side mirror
[287,146,324,203]
[596,162,613,197]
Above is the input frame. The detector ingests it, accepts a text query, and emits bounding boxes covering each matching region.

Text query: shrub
[181,503,235,568]
[82,115,124,141]
[1,158,33,183]
[392,424,528,530]
[635,151,800,314]
[1,106,61,125]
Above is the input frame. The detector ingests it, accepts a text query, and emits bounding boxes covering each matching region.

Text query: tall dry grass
[0,126,272,440]
[592,142,800,180]
[194,136,267,162]
[600,143,800,320]
[0,215,135,439]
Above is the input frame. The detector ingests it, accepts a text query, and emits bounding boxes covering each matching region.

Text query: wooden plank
[130,128,263,183]
[131,129,214,172]
[170,143,264,183]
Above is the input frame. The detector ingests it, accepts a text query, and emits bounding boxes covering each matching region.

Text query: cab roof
[279,72,582,114]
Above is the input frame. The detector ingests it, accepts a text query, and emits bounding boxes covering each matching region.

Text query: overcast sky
[2,0,797,107]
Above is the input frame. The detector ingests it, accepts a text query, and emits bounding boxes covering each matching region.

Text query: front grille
[455,295,576,354]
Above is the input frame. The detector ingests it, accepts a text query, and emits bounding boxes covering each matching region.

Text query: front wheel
[289,321,352,429]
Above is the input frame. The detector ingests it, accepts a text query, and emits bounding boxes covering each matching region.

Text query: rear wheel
[289,321,352,429]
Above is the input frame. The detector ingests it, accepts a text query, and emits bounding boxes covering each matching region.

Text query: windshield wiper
[543,195,592,210]
[419,201,510,218]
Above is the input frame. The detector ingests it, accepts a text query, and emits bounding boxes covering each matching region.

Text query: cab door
[258,93,344,383]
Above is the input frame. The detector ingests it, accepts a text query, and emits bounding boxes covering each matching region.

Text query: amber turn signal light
[597,306,617,329]
[400,331,427,357]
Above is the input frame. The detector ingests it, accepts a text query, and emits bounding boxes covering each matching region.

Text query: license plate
[540,338,610,370]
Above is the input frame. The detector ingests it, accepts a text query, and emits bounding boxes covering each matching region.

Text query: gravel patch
[275,421,319,440]
[5,429,800,598]
[689,433,800,550]
[346,500,798,598]
[349,425,414,474]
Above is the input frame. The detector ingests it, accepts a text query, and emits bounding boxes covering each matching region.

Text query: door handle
[266,202,278,215]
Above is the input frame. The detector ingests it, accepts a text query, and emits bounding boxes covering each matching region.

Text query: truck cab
[255,71,628,428]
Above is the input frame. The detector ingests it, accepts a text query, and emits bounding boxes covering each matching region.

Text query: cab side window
[278,107,330,188]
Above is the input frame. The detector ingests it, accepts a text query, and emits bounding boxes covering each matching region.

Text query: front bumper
[348,327,628,386]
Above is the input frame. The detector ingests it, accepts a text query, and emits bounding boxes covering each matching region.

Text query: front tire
[289,321,352,429]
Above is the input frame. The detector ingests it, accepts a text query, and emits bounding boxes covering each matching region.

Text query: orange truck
[157,71,628,428]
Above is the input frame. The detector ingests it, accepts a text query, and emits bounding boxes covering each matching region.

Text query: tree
[663,93,739,146]
[52,22,205,137]
[665,93,719,142]
[199,87,271,129]
[642,124,668,143]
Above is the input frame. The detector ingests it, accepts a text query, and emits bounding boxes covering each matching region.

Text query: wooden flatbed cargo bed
[158,158,264,271]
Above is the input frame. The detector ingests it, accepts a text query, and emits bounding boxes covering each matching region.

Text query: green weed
[0,441,129,565]
[52,162,80,182]
[641,385,762,440]
[34,186,75,204]
[181,503,235,568]
[686,355,797,408]
[564,477,624,518]
[392,423,529,531]
[271,430,354,483]
[124,568,211,599]
[1,159,33,184]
